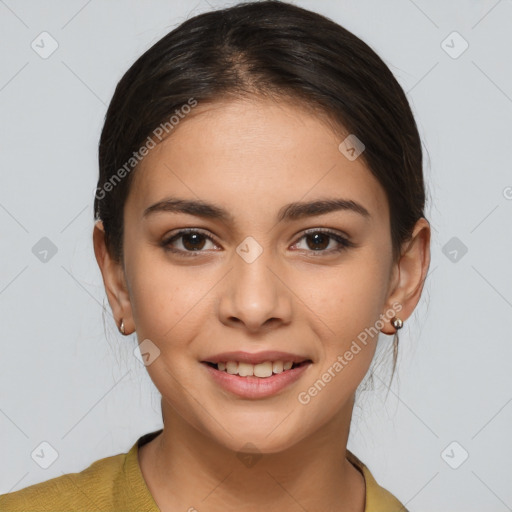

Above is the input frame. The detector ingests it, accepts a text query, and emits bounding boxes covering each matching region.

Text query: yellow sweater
[0,429,408,511]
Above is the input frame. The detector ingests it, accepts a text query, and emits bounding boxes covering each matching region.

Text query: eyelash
[160,228,355,257]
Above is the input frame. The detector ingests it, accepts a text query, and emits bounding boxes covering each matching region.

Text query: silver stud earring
[391,316,403,330]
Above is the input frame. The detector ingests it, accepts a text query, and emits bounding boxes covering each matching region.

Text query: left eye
[292,230,353,254]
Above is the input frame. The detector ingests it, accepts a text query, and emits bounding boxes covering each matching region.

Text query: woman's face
[115,97,403,452]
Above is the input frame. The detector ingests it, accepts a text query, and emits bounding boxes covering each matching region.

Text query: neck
[139,397,365,512]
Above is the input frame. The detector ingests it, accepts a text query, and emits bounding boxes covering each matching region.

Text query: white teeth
[254,361,273,378]
[272,361,284,374]
[214,360,300,378]
[226,361,238,374]
[238,362,254,377]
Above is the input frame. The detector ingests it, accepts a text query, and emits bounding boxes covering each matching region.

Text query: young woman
[0,1,430,510]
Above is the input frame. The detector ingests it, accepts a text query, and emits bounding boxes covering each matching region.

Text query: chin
[203,414,309,455]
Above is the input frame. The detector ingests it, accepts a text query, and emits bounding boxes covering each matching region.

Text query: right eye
[161,229,220,256]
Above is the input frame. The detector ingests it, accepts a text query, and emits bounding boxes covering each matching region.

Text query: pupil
[183,233,205,251]
[307,233,328,250]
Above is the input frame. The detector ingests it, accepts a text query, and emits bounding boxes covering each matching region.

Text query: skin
[93,97,430,512]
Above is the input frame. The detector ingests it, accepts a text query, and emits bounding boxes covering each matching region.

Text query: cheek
[294,261,388,416]
[125,248,208,341]
[299,252,392,391]
[309,260,389,335]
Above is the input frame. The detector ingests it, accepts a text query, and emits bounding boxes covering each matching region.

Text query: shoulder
[0,448,131,511]
[346,449,410,512]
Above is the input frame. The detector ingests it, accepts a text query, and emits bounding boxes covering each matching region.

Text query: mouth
[200,351,313,399]
[202,360,312,378]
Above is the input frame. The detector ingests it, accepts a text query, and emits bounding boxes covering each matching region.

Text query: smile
[201,357,313,399]
[204,360,309,378]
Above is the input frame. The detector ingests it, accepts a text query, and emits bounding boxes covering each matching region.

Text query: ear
[93,220,134,335]
[380,217,431,335]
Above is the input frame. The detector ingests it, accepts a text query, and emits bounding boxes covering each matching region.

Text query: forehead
[125,97,388,223]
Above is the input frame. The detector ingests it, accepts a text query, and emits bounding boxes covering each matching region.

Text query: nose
[218,248,293,334]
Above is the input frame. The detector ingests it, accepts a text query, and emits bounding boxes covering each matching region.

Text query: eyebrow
[142,196,371,222]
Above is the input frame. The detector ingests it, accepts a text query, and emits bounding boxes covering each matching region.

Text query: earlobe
[380,217,431,335]
[93,221,134,335]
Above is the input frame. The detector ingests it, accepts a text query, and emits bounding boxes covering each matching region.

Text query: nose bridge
[218,237,291,331]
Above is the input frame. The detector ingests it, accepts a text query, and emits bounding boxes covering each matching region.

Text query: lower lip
[201,362,312,399]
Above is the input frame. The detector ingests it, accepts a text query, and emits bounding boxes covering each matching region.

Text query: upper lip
[202,351,312,365]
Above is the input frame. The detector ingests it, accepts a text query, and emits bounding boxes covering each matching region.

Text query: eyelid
[291,228,356,253]
[300,227,352,240]
[161,228,221,249]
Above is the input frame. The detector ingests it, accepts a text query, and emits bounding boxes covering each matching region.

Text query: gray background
[1,1,511,510]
